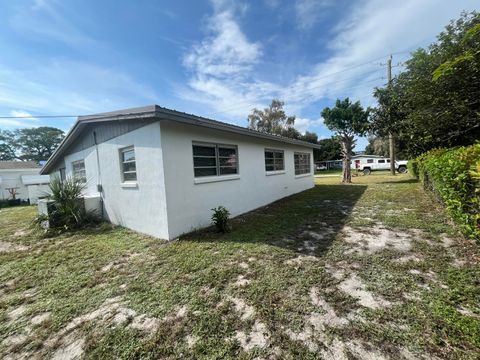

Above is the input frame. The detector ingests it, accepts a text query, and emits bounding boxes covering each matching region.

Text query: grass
[0,173,479,359]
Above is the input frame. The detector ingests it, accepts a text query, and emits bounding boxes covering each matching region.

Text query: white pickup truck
[352,157,408,175]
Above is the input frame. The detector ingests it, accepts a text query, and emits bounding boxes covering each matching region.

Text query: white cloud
[180,0,476,136]
[294,117,324,134]
[184,1,261,78]
[294,0,333,31]
[10,110,38,120]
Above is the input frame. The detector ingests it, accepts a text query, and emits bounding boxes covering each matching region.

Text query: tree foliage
[316,137,342,161]
[321,98,370,183]
[371,12,480,158]
[248,99,296,135]
[0,127,64,161]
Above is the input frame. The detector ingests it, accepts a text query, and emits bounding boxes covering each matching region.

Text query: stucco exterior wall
[61,122,169,239]
[160,120,315,239]
[0,169,41,201]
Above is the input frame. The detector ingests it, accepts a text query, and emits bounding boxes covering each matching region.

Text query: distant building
[0,161,50,204]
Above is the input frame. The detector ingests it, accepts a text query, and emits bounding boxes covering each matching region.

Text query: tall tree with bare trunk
[321,98,370,183]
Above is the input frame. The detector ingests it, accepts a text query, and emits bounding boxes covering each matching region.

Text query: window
[72,160,86,183]
[387,159,391,163]
[264,149,284,172]
[193,143,238,177]
[378,159,385,163]
[120,146,137,182]
[294,153,311,175]
[367,159,374,163]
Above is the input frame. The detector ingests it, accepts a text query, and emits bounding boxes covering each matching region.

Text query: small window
[121,146,137,182]
[367,159,374,163]
[294,152,311,175]
[265,149,284,172]
[72,160,86,183]
[387,159,391,163]
[378,159,385,163]
[193,143,238,177]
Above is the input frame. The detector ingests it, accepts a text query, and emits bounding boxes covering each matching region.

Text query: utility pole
[387,54,396,176]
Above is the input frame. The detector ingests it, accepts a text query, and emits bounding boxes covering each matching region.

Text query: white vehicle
[315,164,327,171]
[351,156,408,175]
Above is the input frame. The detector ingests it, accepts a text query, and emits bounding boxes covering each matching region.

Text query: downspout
[93,131,104,218]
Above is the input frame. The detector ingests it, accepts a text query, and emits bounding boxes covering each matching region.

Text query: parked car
[315,164,327,171]
[352,157,408,175]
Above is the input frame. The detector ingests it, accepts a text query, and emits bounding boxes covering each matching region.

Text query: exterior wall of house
[59,122,170,239]
[0,169,41,202]
[160,120,315,239]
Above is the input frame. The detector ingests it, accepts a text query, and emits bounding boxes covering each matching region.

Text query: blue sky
[0,0,477,150]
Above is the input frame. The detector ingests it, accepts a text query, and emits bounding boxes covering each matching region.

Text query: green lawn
[0,174,479,359]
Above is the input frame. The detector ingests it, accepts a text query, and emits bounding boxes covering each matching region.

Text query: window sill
[266,170,286,176]
[194,174,240,184]
[295,173,312,179]
[121,182,138,188]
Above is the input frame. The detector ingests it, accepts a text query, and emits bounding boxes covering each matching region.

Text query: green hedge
[409,144,480,241]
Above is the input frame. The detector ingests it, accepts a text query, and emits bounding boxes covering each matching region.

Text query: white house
[0,161,50,204]
[40,105,321,240]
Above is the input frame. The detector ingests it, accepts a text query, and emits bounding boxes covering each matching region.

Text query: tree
[14,127,64,161]
[248,99,296,135]
[301,131,318,144]
[316,137,342,161]
[371,12,480,157]
[321,98,370,183]
[365,136,408,159]
[0,130,17,160]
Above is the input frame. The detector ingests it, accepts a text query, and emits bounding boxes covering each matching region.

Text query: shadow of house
[181,184,367,257]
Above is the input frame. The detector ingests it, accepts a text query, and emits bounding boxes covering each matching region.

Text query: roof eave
[41,105,321,174]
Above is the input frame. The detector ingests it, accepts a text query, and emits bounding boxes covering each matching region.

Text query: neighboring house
[0,161,50,204]
[40,105,321,240]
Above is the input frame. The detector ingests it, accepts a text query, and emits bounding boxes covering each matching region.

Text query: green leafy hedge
[409,144,480,241]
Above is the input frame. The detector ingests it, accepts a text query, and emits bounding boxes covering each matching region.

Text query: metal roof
[41,105,321,174]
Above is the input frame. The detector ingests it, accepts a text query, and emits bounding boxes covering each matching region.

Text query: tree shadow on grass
[181,184,367,257]
[377,178,419,184]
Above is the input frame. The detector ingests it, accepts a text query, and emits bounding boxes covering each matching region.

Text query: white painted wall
[0,169,41,202]
[61,122,169,239]
[27,184,51,204]
[160,121,315,239]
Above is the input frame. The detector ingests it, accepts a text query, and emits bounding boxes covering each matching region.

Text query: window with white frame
[294,152,311,175]
[264,149,284,172]
[120,146,137,182]
[192,143,238,177]
[72,160,86,183]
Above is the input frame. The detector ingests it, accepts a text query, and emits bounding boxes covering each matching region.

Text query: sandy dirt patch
[338,274,391,309]
[227,296,255,320]
[31,312,51,325]
[235,320,269,351]
[284,255,319,266]
[342,225,413,255]
[234,275,251,287]
[0,241,28,253]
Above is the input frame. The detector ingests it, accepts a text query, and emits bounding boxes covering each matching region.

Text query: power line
[0,115,79,119]
[1,50,414,120]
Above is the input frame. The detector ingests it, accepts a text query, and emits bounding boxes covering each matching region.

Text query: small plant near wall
[211,206,231,233]
[33,176,96,234]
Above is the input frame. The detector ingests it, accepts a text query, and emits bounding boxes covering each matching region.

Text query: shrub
[211,206,231,233]
[34,176,96,232]
[407,159,419,178]
[411,144,480,241]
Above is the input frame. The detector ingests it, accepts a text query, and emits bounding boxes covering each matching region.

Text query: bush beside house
[409,143,480,241]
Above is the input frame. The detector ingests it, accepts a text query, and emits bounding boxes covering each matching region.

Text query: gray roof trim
[41,105,321,174]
